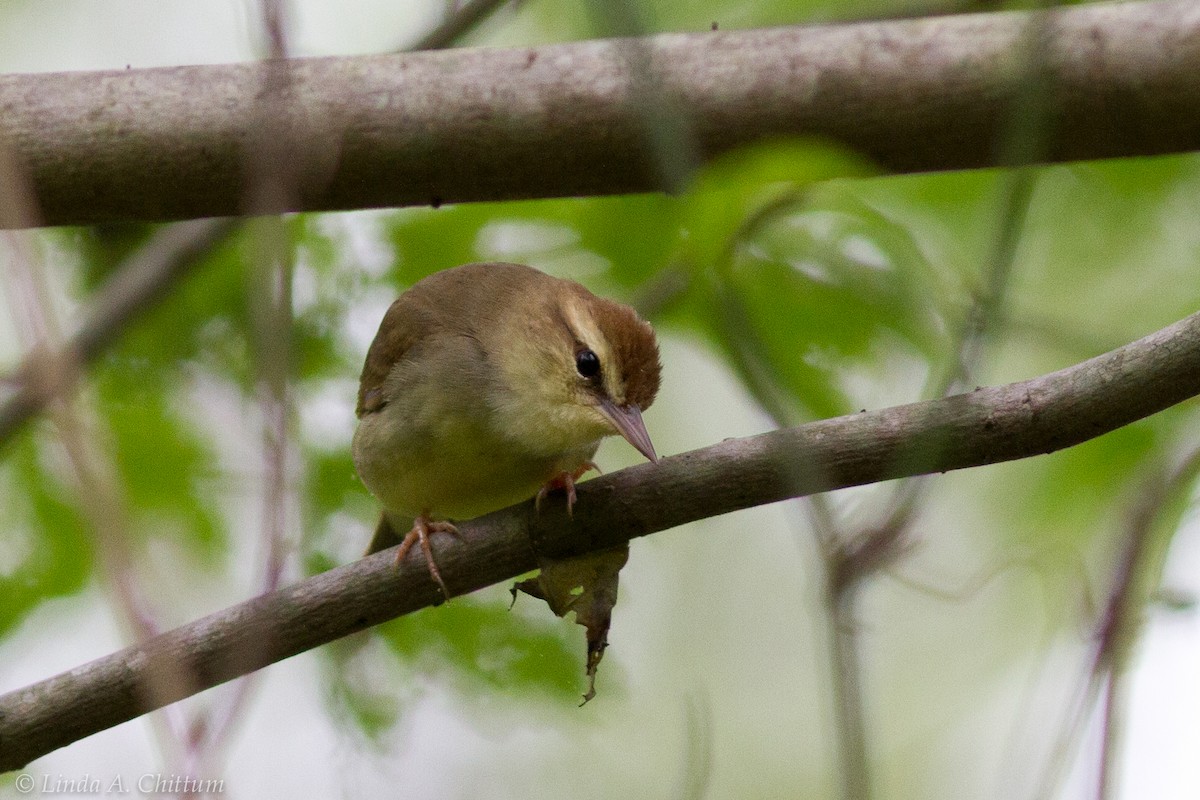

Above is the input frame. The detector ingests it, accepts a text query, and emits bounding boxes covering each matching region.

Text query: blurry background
[1,1,1198,798]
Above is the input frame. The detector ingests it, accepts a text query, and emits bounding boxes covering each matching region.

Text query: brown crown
[589,297,661,409]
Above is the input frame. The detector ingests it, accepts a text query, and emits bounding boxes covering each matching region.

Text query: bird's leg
[394,511,459,597]
[536,461,601,516]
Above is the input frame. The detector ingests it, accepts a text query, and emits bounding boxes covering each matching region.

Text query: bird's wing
[356,293,430,416]
[356,263,547,417]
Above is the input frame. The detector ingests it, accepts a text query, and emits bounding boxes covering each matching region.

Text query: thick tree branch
[0,0,1197,229]
[1,309,1199,770]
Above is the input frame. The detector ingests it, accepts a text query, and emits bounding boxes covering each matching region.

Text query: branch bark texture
[1,0,1198,228]
[2,309,1199,770]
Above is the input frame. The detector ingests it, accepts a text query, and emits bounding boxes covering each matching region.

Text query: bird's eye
[575,348,601,379]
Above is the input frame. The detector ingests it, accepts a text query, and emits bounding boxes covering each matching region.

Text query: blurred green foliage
[0,436,90,638]
[10,144,1199,716]
[0,0,1195,767]
[498,0,1102,45]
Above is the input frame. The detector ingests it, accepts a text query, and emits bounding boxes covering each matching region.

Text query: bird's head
[493,279,661,462]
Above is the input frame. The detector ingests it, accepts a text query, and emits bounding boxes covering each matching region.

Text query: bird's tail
[364,512,407,555]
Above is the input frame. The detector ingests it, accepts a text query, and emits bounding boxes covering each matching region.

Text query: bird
[352,262,661,597]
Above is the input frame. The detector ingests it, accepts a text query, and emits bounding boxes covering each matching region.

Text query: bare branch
[1,0,1198,228]
[2,308,1199,769]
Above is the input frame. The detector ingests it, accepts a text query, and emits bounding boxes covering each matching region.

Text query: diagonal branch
[0,218,239,446]
[407,0,519,52]
[2,309,1200,771]
[1,0,1198,228]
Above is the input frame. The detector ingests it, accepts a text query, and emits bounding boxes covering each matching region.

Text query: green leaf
[668,140,946,420]
[0,433,91,637]
[384,194,679,291]
[1008,418,1163,547]
[678,138,876,273]
[374,596,583,702]
[94,369,223,559]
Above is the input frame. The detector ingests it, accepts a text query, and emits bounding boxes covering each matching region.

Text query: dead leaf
[513,545,629,704]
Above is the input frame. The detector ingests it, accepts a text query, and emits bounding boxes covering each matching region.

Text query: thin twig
[677,691,714,800]
[1030,443,1200,800]
[1094,445,1200,800]
[705,192,869,795]
[702,163,1038,798]
[180,0,296,776]
[177,0,522,773]
[0,218,240,447]
[407,0,517,51]
[0,231,189,766]
[819,18,1054,787]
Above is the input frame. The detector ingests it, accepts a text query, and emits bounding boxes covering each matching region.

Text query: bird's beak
[598,399,658,463]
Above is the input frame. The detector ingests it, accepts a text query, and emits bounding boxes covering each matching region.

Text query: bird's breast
[353,400,599,521]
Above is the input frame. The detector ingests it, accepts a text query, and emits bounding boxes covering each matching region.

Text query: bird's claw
[535,461,601,516]
[395,514,459,597]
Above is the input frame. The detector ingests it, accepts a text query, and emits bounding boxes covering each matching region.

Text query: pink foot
[395,512,459,597]
[536,461,601,516]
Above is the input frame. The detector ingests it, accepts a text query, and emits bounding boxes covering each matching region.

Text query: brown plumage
[352,262,661,595]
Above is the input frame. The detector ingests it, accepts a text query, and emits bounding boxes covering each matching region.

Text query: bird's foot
[535,461,601,516]
[395,513,460,597]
